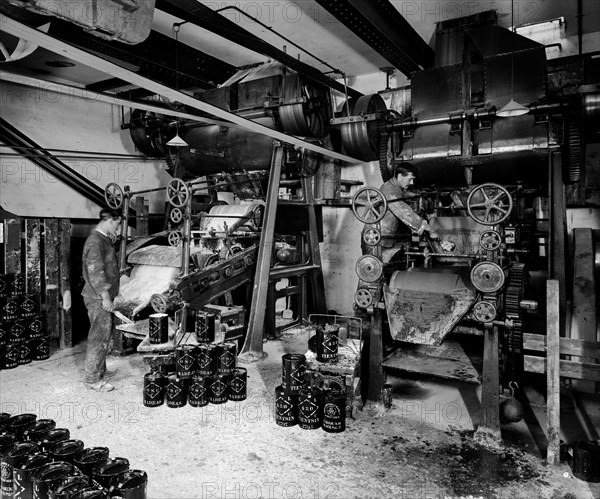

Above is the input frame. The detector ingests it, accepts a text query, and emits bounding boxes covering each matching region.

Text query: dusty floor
[1,328,599,499]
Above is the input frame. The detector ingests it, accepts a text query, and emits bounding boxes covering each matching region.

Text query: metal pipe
[0,153,159,161]
[181,196,192,277]
[2,146,159,159]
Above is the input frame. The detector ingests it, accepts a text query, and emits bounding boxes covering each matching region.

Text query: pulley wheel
[473,300,497,323]
[354,288,373,309]
[150,294,168,314]
[104,183,124,210]
[352,187,387,224]
[363,228,381,246]
[355,255,383,283]
[467,183,513,226]
[170,207,183,224]
[226,245,244,259]
[339,94,386,161]
[479,230,502,251]
[168,231,182,247]
[470,261,505,293]
[279,76,330,138]
[167,178,190,208]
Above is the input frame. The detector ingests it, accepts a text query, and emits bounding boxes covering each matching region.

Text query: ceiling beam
[155,0,362,99]
[315,0,435,76]
[0,17,362,164]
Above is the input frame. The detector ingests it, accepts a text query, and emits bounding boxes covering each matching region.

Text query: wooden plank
[524,356,600,381]
[523,333,600,359]
[44,220,61,341]
[366,307,385,405]
[546,279,561,465]
[24,219,41,294]
[59,220,72,348]
[480,324,500,436]
[3,219,22,274]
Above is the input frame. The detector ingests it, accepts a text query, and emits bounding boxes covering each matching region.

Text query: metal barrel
[47,474,91,498]
[188,375,209,408]
[194,312,215,344]
[22,419,56,442]
[38,429,70,454]
[175,345,196,379]
[216,342,237,375]
[298,387,323,430]
[0,343,19,370]
[148,313,169,344]
[572,440,600,483]
[49,439,85,465]
[1,441,38,499]
[228,368,247,402]
[195,344,217,376]
[72,447,109,477]
[316,324,339,363]
[13,452,52,499]
[281,354,306,393]
[91,457,130,489]
[275,385,298,427]
[165,375,187,408]
[208,374,230,404]
[32,461,75,499]
[18,340,32,365]
[109,469,148,499]
[322,389,347,433]
[142,372,165,407]
[30,337,50,361]
[26,315,46,340]
[6,413,37,439]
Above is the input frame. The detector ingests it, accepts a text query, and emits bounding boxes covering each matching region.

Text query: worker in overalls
[81,208,122,392]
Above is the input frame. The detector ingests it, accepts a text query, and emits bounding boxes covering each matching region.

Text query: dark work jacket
[81,230,120,300]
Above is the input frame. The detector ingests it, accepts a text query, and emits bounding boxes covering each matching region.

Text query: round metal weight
[109,469,148,499]
[143,372,165,408]
[1,441,38,498]
[38,429,70,453]
[148,313,169,344]
[298,387,323,430]
[194,312,215,343]
[165,375,187,408]
[322,389,347,433]
[228,368,247,402]
[7,413,37,439]
[275,386,298,428]
[189,374,209,408]
[208,374,230,405]
[470,261,505,293]
[72,447,110,477]
[354,288,373,309]
[175,345,196,379]
[352,187,388,224]
[91,457,130,489]
[13,452,52,499]
[32,461,75,499]
[22,419,56,443]
[316,324,339,363]
[49,439,84,465]
[216,342,237,375]
[362,228,381,246]
[195,344,217,376]
[479,230,502,251]
[473,301,497,323]
[281,354,306,393]
[355,255,383,283]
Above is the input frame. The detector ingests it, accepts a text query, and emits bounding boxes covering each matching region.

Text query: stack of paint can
[275,354,306,428]
[0,273,49,372]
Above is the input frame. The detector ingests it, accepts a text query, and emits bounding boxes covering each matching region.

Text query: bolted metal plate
[355,255,383,283]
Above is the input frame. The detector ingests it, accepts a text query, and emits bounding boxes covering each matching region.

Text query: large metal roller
[339,94,386,161]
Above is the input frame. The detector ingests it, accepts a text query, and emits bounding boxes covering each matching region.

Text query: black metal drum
[0,441,38,499]
[38,429,70,454]
[47,474,91,498]
[316,324,339,363]
[175,345,196,379]
[216,342,237,375]
[72,447,109,477]
[22,419,56,443]
[143,372,165,407]
[11,273,25,296]
[322,389,347,433]
[32,461,75,499]
[0,343,20,370]
[148,313,169,344]
[194,311,215,343]
[6,320,26,343]
[26,315,46,340]
[1,295,21,322]
[49,439,84,465]
[189,375,209,408]
[30,337,50,361]
[165,375,187,408]
[195,344,217,376]
[18,340,32,365]
[109,469,148,499]
[298,387,322,430]
[207,374,229,404]
[6,413,37,439]
[0,274,12,298]
[281,354,306,393]
[13,452,52,499]
[91,457,129,489]
[18,294,40,319]
[275,386,298,427]
[228,368,247,402]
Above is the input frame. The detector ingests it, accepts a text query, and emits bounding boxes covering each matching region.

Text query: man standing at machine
[81,208,122,392]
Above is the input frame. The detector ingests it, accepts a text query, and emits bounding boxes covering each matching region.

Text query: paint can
[1,295,21,321]
[109,469,147,499]
[0,274,12,298]
[7,320,27,343]
[281,354,306,393]
[188,374,209,408]
[72,447,109,477]
[38,429,70,454]
[572,440,600,483]
[0,441,38,499]
[49,439,85,465]
[175,345,196,379]
[148,313,168,344]
[32,461,76,499]
[47,474,91,498]
[316,324,339,363]
[195,344,217,376]
[208,374,230,404]
[11,273,25,296]
[0,343,20,370]
[228,368,247,402]
[30,337,50,361]
[143,372,165,407]
[275,386,298,427]
[216,342,237,375]
[19,294,40,319]
[18,340,32,365]
[26,315,46,340]
[13,452,52,499]
[91,457,129,489]
[298,387,322,430]
[0,322,9,346]
[194,311,215,343]
[165,375,187,408]
[22,419,56,443]
[322,389,347,433]
[6,413,37,439]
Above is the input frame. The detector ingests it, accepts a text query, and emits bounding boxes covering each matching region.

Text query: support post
[546,279,561,464]
[119,188,131,273]
[477,323,500,441]
[363,305,384,415]
[58,220,72,348]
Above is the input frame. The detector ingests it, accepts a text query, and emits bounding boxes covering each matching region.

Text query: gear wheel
[503,263,527,386]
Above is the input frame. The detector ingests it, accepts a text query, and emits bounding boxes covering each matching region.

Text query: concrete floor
[1,329,599,499]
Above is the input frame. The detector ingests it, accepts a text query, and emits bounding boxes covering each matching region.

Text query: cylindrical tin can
[47,474,91,498]
[322,389,347,433]
[148,313,168,344]
[22,419,56,443]
[32,461,75,499]
[18,294,40,319]
[72,447,109,477]
[207,374,229,404]
[275,385,298,427]
[7,413,37,439]
[30,337,50,361]
[91,457,129,489]
[298,387,322,430]
[26,315,46,340]
[1,295,21,321]
[49,439,84,465]
[71,488,109,499]
[195,344,217,376]
[7,320,27,343]
[188,375,209,408]
[175,345,196,379]
[10,273,25,296]
[0,434,17,455]
[216,342,237,375]
[18,340,32,365]
[0,343,20,370]
[281,354,306,393]
[194,311,215,343]
[0,274,12,298]
[143,372,165,407]
[228,368,247,402]
[316,324,339,363]
[1,441,37,499]
[38,429,70,454]
[13,452,52,499]
[0,322,9,346]
[109,469,147,499]
[165,375,187,408]
[0,414,10,433]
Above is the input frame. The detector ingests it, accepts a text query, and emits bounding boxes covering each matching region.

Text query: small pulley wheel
[226,244,244,259]
[168,231,182,247]
[355,255,383,283]
[473,300,497,323]
[105,183,124,210]
[170,207,183,224]
[363,228,381,246]
[467,183,513,226]
[479,230,502,251]
[354,289,373,309]
[150,294,168,313]
[167,178,190,208]
[352,187,388,224]
[470,261,505,293]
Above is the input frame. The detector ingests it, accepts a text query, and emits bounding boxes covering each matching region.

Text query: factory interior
[0,0,600,497]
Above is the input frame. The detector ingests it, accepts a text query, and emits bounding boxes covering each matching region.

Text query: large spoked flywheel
[339,94,387,161]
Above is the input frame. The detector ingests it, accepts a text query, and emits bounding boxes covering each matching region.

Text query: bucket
[194,312,215,343]
[19,294,40,319]
[281,354,306,393]
[148,313,168,344]
[216,342,237,375]
[32,461,75,499]
[47,474,91,498]
[228,368,247,402]
[91,457,129,489]
[275,385,298,427]
[195,344,217,376]
[322,389,347,433]
[189,375,209,408]
[208,374,229,404]
[26,315,46,340]
[175,345,196,379]
[298,387,322,430]
[1,441,38,498]
[7,413,37,439]
[18,340,32,365]
[13,452,52,499]
[109,469,147,499]
[30,337,50,361]
[38,429,70,454]
[316,324,339,363]
[22,419,56,443]
[165,375,187,408]
[49,439,85,465]
[0,343,20,370]
[572,440,600,483]
[142,372,165,407]
[72,447,109,477]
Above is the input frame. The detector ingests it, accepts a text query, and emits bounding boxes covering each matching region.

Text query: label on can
[144,381,164,406]
[276,396,295,422]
